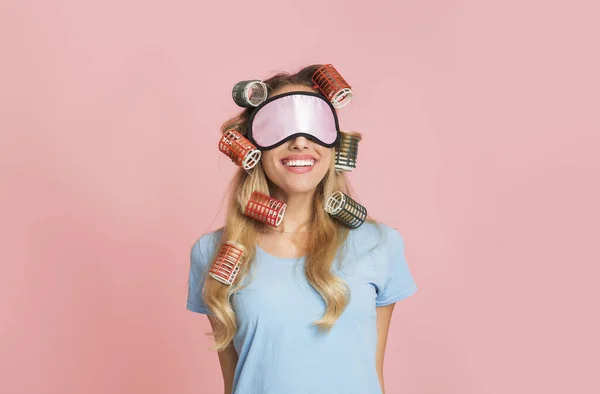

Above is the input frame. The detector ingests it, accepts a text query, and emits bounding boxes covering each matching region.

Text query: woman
[187,64,418,394]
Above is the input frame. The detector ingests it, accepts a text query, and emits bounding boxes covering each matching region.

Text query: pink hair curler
[245,191,287,227]
[312,64,354,108]
[218,128,262,170]
[209,241,247,286]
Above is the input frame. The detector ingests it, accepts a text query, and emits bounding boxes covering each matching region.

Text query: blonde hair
[202,65,370,350]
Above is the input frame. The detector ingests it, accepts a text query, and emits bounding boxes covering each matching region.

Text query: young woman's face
[260,84,333,196]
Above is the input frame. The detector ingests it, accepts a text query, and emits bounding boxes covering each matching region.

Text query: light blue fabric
[187,222,418,394]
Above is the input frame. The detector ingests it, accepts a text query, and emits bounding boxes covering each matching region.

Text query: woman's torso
[196,222,417,394]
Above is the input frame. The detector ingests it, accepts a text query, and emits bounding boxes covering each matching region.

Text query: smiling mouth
[281,159,316,167]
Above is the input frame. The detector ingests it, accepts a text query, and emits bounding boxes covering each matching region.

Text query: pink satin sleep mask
[247,92,341,150]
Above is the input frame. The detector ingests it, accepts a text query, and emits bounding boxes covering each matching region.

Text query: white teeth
[283,159,315,167]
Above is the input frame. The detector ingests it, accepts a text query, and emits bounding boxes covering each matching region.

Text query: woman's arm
[375,303,396,394]
[207,315,239,394]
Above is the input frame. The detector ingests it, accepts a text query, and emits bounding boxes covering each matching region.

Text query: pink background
[1,1,599,393]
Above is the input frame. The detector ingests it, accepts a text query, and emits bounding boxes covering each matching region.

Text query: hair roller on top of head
[335,131,362,172]
[312,64,354,108]
[245,191,287,227]
[218,128,262,170]
[232,80,268,108]
[325,191,367,229]
[209,241,247,286]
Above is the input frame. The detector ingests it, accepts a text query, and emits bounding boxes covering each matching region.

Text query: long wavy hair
[203,64,370,351]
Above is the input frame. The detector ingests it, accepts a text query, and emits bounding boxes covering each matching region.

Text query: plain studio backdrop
[1,1,598,393]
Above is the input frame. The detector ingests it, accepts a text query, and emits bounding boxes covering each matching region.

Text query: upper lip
[280,155,317,162]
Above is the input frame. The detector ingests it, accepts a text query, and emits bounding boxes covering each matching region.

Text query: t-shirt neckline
[256,244,306,262]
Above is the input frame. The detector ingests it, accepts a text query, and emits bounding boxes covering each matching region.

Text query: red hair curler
[312,64,354,108]
[325,191,367,229]
[335,131,362,171]
[232,80,268,108]
[245,191,287,227]
[209,241,247,286]
[218,129,262,170]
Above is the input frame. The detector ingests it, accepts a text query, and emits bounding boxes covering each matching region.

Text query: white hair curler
[335,131,362,171]
[232,80,268,108]
[325,191,367,229]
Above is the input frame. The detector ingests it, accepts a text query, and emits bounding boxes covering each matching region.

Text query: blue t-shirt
[187,222,418,394]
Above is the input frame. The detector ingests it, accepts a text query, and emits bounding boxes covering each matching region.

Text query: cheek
[318,149,333,169]
[260,151,280,178]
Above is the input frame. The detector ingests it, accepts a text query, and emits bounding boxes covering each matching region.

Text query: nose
[289,136,309,150]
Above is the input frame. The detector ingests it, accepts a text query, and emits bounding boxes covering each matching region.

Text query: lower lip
[282,163,316,174]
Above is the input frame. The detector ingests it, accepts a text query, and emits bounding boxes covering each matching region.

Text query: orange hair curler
[209,241,247,286]
[335,131,362,171]
[218,129,262,170]
[232,80,268,108]
[312,64,354,108]
[325,191,367,229]
[245,191,287,227]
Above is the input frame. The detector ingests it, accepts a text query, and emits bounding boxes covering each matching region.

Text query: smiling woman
[187,64,418,394]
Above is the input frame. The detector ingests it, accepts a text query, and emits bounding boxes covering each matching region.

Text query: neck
[270,188,315,233]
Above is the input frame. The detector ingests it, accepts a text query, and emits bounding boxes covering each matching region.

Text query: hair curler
[335,131,362,171]
[245,191,286,227]
[209,241,247,286]
[232,80,268,108]
[325,191,367,229]
[218,128,262,170]
[312,64,354,108]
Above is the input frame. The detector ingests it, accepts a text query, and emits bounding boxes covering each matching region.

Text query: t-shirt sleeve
[375,227,419,307]
[186,236,214,315]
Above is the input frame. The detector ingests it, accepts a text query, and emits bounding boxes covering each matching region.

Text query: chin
[288,186,318,195]
[279,181,320,195]
[265,166,328,197]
